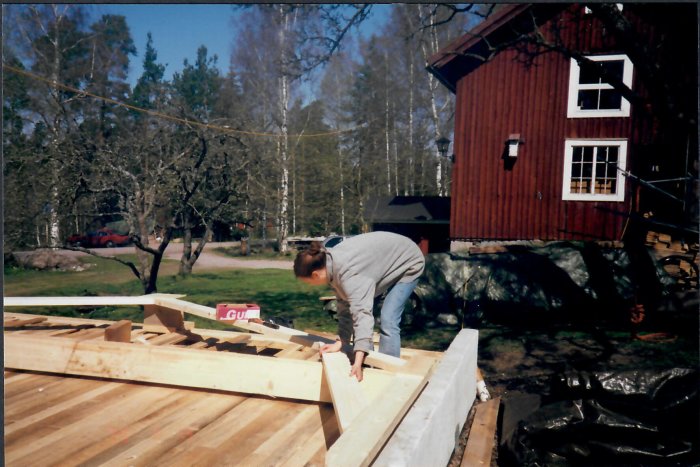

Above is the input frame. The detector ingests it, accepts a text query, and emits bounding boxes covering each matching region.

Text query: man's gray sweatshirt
[325,231,425,353]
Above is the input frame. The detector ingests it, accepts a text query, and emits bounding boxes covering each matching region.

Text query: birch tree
[320,51,357,236]
[8,4,91,246]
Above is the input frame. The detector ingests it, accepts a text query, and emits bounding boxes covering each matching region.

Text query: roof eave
[426,4,533,90]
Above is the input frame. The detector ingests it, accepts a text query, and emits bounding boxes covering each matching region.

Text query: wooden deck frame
[4,294,408,372]
[4,296,478,466]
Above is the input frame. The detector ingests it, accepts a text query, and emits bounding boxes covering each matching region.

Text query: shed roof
[365,196,451,225]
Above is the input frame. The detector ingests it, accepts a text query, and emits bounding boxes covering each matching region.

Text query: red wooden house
[427,3,697,244]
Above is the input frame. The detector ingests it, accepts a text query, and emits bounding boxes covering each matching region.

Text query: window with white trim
[567,54,633,118]
[562,139,627,202]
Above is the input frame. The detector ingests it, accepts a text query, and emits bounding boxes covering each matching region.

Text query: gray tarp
[410,242,675,327]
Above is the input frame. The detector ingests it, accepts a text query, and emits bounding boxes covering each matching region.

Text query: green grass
[214,246,295,261]
[4,255,338,333]
[3,254,460,349]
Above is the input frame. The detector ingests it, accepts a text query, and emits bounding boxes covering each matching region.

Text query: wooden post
[104,320,132,343]
[460,397,500,467]
[143,304,184,332]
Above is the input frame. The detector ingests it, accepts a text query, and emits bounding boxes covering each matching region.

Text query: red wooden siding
[449,5,666,241]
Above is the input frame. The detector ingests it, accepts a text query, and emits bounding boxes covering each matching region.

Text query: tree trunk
[48,6,63,247]
[179,221,193,275]
[419,4,444,196]
[338,144,346,236]
[408,53,415,196]
[276,6,291,254]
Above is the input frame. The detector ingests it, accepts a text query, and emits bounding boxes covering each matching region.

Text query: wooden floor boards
[2,313,344,466]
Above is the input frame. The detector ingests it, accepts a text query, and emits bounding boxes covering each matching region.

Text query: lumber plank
[6,303,410,371]
[460,398,500,467]
[235,403,324,466]
[278,404,340,467]
[189,400,312,466]
[223,334,251,344]
[4,373,95,419]
[146,332,189,346]
[144,304,185,331]
[150,297,410,372]
[149,397,287,465]
[325,373,428,467]
[104,320,132,342]
[322,352,369,433]
[374,328,479,467]
[4,312,115,328]
[6,384,175,465]
[5,381,124,436]
[47,328,79,337]
[274,343,305,358]
[3,295,156,307]
[141,321,195,333]
[63,328,106,341]
[188,340,212,349]
[4,333,395,403]
[151,295,218,321]
[3,316,48,328]
[95,392,246,467]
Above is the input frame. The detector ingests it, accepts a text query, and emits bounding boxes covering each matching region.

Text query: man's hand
[320,340,342,354]
[350,351,366,382]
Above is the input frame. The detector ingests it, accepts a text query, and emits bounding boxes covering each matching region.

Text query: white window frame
[562,139,628,202]
[567,54,633,118]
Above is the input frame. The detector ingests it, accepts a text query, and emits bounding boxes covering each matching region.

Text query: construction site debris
[499,368,699,465]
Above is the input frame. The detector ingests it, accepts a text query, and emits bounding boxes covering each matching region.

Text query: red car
[67,229,131,248]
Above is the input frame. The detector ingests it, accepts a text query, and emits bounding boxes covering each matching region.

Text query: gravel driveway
[15,241,293,271]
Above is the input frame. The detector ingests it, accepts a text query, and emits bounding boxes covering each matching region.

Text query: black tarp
[499,368,699,466]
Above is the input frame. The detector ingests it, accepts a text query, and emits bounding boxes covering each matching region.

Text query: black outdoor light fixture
[436,136,453,162]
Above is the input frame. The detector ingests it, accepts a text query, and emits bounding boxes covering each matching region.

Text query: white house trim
[567,54,633,118]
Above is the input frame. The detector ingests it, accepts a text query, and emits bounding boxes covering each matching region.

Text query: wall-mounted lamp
[436,136,454,162]
[506,134,523,158]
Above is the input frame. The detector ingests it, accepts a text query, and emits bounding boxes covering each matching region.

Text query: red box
[216,303,261,321]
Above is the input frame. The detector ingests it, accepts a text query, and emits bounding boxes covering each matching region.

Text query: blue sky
[93,4,390,88]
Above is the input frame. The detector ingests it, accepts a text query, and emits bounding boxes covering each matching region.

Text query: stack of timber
[4,295,478,466]
[645,230,696,256]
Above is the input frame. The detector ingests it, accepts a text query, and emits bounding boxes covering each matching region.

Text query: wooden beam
[104,320,132,343]
[4,312,119,327]
[460,397,500,467]
[4,295,154,307]
[144,304,185,331]
[3,294,184,308]
[146,332,189,346]
[3,316,48,328]
[151,295,217,321]
[373,329,479,467]
[322,352,369,433]
[5,297,418,373]
[141,321,195,333]
[4,333,395,403]
[325,373,427,467]
[152,296,411,373]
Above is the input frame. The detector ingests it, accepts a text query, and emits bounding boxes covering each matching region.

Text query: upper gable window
[567,54,633,118]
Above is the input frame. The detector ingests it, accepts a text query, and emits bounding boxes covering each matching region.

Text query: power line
[4,63,359,139]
